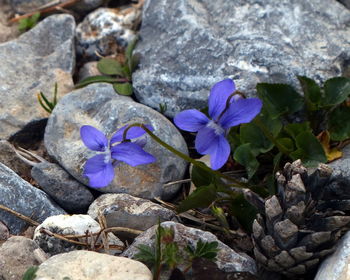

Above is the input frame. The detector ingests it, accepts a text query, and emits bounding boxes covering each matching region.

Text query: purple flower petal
[80,125,108,152]
[195,127,230,170]
[83,154,114,188]
[110,124,154,144]
[174,109,209,132]
[219,98,262,129]
[208,79,236,121]
[111,142,156,166]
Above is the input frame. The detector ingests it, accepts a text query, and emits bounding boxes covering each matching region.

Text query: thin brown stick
[0,204,39,226]
[9,0,80,23]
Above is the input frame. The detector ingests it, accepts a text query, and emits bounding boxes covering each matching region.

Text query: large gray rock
[31,162,94,213]
[133,0,350,117]
[315,231,350,280]
[35,250,152,280]
[329,144,350,178]
[338,0,350,9]
[122,221,257,276]
[0,14,75,139]
[0,162,65,234]
[44,83,188,200]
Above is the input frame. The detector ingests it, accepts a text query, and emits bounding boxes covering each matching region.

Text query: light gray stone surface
[122,221,257,275]
[34,214,124,256]
[0,14,75,139]
[35,250,152,280]
[133,0,350,117]
[0,162,65,234]
[76,6,141,61]
[329,144,350,178]
[315,231,350,280]
[31,162,94,213]
[0,236,48,280]
[88,193,176,231]
[44,83,188,200]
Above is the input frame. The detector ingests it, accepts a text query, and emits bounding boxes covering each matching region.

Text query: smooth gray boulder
[133,0,350,117]
[0,14,75,139]
[329,144,350,179]
[44,83,188,200]
[0,162,66,234]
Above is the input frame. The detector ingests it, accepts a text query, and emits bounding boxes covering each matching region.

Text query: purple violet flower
[80,125,156,188]
[174,79,262,170]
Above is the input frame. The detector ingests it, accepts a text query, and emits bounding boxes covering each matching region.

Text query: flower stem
[125,123,247,188]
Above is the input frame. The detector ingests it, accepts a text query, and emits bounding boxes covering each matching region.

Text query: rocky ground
[0,0,350,279]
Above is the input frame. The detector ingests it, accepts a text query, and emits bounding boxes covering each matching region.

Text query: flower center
[207,120,224,135]
[103,149,111,164]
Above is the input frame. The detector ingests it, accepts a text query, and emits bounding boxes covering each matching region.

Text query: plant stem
[124,123,248,188]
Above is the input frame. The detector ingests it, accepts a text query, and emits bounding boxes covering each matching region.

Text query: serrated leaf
[256,83,304,118]
[229,193,258,231]
[75,76,122,88]
[233,143,259,180]
[317,130,343,162]
[290,131,327,166]
[163,243,180,269]
[187,240,219,260]
[284,122,312,140]
[97,58,125,76]
[177,184,217,213]
[320,77,350,107]
[113,82,133,96]
[298,76,321,110]
[240,122,274,155]
[134,244,156,265]
[328,106,350,141]
[22,266,39,280]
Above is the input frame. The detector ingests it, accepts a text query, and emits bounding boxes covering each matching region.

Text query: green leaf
[75,76,122,88]
[97,58,125,76]
[113,82,133,96]
[275,137,294,152]
[125,37,138,63]
[328,106,350,141]
[191,162,218,188]
[30,12,41,25]
[22,266,39,280]
[240,122,274,155]
[284,122,312,140]
[290,131,327,166]
[130,53,140,72]
[229,193,258,232]
[134,244,156,265]
[298,76,321,110]
[163,243,180,269]
[177,184,217,213]
[187,240,219,260]
[320,77,350,107]
[256,83,304,118]
[233,143,259,180]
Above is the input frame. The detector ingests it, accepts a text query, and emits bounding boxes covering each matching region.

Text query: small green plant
[37,83,58,114]
[75,38,140,96]
[134,222,219,280]
[18,13,40,33]
[22,266,38,280]
[159,103,167,114]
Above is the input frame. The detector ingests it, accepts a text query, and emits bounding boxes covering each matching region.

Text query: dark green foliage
[186,239,219,260]
[18,13,40,33]
[22,266,38,280]
[37,83,58,114]
[75,38,139,96]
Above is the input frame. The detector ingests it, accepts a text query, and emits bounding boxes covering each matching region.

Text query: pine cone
[252,160,350,277]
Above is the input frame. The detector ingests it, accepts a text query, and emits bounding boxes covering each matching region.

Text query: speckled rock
[34,214,124,256]
[0,221,9,241]
[88,193,176,231]
[44,83,188,200]
[0,236,48,280]
[122,221,257,275]
[77,61,101,82]
[0,140,32,179]
[329,144,350,179]
[133,0,350,117]
[0,14,75,139]
[315,231,350,280]
[76,6,141,61]
[8,0,103,14]
[35,250,152,280]
[0,162,65,234]
[338,0,350,9]
[31,162,94,213]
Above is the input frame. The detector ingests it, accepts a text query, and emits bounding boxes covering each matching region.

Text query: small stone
[122,221,257,275]
[273,250,295,268]
[265,195,283,224]
[31,162,94,213]
[0,221,9,241]
[289,246,313,262]
[34,250,152,280]
[44,83,188,200]
[0,162,65,234]
[329,144,350,180]
[0,236,47,280]
[88,193,176,231]
[76,6,141,61]
[298,231,332,250]
[33,214,124,256]
[273,219,298,249]
[260,235,280,258]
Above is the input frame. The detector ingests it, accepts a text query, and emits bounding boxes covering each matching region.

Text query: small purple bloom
[174,79,262,170]
[80,125,156,188]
